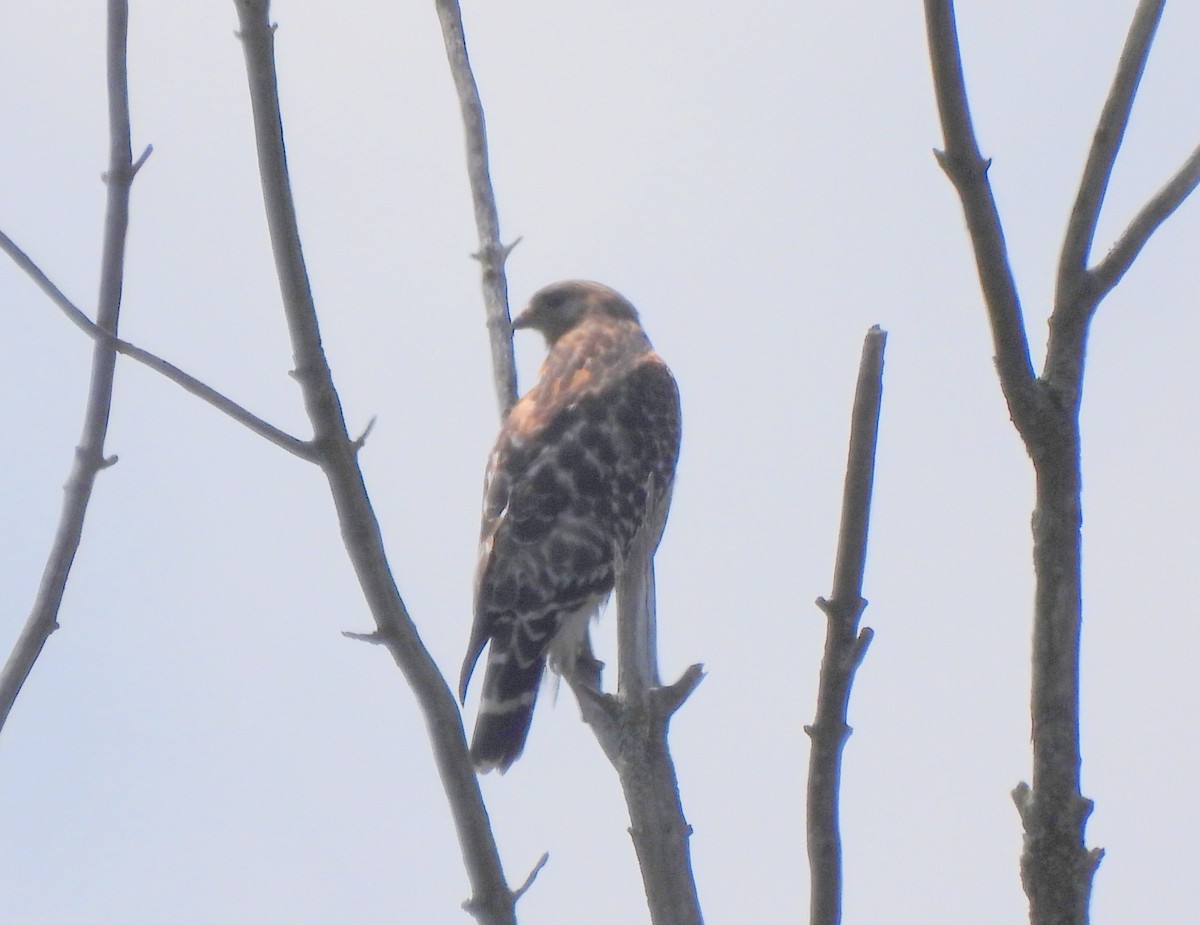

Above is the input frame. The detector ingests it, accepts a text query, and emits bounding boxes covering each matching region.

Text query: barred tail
[468,651,547,773]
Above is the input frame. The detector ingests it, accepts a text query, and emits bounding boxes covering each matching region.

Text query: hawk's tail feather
[469,655,547,773]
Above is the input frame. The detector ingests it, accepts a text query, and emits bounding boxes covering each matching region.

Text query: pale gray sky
[1,3,1197,923]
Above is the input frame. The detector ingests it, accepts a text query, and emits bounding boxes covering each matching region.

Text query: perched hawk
[459,280,682,773]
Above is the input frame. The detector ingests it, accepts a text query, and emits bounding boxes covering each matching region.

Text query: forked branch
[610,488,704,925]
[1056,0,1165,306]
[1046,0,1197,401]
[564,491,706,925]
[924,3,1195,924]
[0,230,314,461]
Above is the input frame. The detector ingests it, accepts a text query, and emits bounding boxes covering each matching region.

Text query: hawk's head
[513,280,639,346]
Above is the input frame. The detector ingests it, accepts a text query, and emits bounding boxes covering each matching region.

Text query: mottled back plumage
[460,280,681,773]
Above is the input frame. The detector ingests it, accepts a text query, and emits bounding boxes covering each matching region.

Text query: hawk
[459,280,682,773]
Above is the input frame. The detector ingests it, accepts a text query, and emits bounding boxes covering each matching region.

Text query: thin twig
[1055,0,1165,307]
[231,4,517,923]
[924,0,1039,432]
[0,1,136,734]
[0,230,315,461]
[512,852,551,902]
[433,0,519,415]
[804,326,886,925]
[1089,142,1200,300]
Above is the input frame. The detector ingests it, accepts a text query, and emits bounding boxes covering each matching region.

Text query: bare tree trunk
[1013,422,1096,925]
[924,1,1199,921]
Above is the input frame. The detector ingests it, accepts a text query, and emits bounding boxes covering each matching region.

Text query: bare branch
[805,326,886,925]
[563,487,704,925]
[1055,0,1165,306]
[1089,142,1200,300]
[1043,0,1177,407]
[828,328,886,607]
[0,0,137,734]
[614,699,704,925]
[231,4,517,922]
[512,852,551,903]
[351,415,377,451]
[131,143,153,174]
[924,0,1039,431]
[341,630,387,645]
[0,229,315,461]
[616,484,672,699]
[651,663,706,718]
[434,0,519,416]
